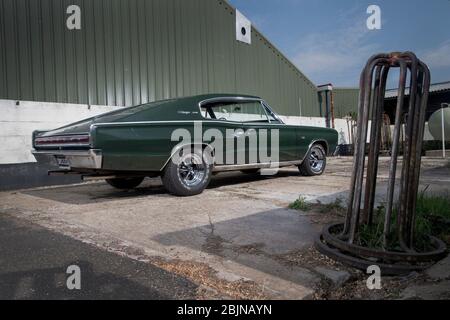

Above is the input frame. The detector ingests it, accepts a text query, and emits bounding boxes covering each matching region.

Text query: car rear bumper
[31,149,103,169]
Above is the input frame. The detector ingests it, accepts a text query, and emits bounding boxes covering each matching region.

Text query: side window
[215,101,268,122]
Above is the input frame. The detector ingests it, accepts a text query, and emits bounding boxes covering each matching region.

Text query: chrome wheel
[177,153,206,187]
[309,146,325,174]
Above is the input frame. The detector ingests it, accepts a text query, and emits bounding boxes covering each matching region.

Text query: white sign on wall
[236,9,251,44]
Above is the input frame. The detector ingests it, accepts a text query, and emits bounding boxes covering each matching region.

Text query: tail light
[34,134,90,147]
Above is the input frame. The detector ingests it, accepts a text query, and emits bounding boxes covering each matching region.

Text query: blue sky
[228,0,450,88]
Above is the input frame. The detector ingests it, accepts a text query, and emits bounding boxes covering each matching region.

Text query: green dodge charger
[32,94,338,196]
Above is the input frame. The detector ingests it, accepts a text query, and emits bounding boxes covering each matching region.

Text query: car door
[240,101,299,163]
[232,101,267,164]
[264,101,300,162]
[214,102,255,165]
[206,100,268,165]
[201,102,244,166]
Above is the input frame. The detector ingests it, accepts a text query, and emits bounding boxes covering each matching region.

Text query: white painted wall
[280,116,356,145]
[0,99,123,164]
[280,116,435,146]
[0,99,437,165]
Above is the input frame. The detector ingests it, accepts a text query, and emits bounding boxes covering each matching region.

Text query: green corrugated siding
[333,87,360,118]
[0,0,320,116]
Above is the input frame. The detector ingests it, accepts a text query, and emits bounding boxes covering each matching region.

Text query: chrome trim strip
[88,97,285,127]
[260,101,272,123]
[34,133,90,137]
[212,139,329,173]
[261,101,285,124]
[92,120,204,127]
[197,96,285,125]
[307,139,329,155]
[90,120,290,127]
[198,96,263,108]
[33,143,91,148]
[31,149,103,169]
[34,134,91,148]
[32,150,100,156]
[213,160,304,172]
[198,96,265,122]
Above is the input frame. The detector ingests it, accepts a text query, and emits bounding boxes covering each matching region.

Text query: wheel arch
[307,139,329,155]
[160,143,214,171]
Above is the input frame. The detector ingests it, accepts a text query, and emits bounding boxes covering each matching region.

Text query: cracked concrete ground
[0,157,449,299]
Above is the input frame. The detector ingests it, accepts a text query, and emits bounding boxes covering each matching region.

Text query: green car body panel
[32,94,338,173]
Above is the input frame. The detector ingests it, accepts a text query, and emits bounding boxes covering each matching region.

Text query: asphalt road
[0,214,197,300]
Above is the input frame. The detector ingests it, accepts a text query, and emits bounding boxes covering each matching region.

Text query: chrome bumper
[32,149,103,169]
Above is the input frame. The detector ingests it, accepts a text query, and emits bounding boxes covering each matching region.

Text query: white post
[298,97,302,117]
[442,103,449,159]
[443,107,446,158]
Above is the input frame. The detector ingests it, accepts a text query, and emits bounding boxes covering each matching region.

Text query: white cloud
[292,16,379,86]
[422,41,450,68]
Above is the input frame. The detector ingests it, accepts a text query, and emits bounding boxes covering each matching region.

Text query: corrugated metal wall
[0,0,320,116]
[332,88,360,118]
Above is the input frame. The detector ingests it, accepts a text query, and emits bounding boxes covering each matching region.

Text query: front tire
[298,144,327,176]
[162,147,212,196]
[106,177,144,190]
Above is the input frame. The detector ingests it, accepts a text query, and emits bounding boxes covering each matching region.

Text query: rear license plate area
[55,155,70,169]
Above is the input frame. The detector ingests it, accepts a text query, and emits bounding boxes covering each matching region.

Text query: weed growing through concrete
[415,191,450,243]
[289,196,311,211]
[357,190,450,251]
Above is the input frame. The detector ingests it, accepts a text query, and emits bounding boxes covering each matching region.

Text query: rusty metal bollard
[316,52,447,275]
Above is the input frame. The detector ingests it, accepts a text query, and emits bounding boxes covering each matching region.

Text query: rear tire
[298,144,327,176]
[162,147,212,196]
[106,177,144,190]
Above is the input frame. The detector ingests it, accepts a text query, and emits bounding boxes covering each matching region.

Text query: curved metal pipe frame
[317,52,445,274]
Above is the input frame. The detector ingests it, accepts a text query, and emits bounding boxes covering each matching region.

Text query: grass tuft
[416,191,450,220]
[289,196,311,211]
[357,191,450,251]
